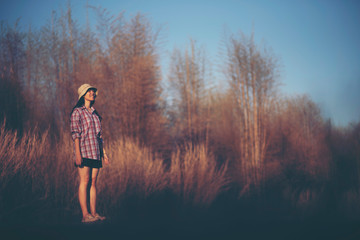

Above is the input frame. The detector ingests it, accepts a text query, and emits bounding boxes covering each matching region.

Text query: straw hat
[77,84,98,99]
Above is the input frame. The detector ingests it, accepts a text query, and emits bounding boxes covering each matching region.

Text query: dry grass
[2,123,358,224]
[0,126,48,219]
[169,143,229,206]
[0,125,78,221]
[98,140,229,210]
[98,138,168,204]
[0,126,230,223]
[0,126,50,192]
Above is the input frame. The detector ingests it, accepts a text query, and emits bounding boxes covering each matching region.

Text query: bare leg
[78,166,90,218]
[90,168,99,215]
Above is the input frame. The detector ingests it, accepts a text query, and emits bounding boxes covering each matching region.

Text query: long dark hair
[70,96,102,121]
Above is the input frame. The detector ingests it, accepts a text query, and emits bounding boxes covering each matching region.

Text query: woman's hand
[75,152,82,166]
[103,152,110,165]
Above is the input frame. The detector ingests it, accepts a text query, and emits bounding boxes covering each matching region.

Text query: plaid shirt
[70,106,103,161]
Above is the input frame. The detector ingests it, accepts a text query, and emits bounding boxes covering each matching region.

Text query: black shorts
[74,158,102,168]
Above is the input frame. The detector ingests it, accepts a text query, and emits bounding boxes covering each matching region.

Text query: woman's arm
[71,109,82,166]
[74,138,82,166]
[103,148,110,165]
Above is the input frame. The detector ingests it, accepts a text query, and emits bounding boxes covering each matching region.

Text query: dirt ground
[2,211,360,240]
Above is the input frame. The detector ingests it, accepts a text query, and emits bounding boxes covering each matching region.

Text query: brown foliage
[0,5,168,151]
[275,95,331,178]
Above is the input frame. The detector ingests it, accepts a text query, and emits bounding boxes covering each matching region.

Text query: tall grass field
[1,125,360,239]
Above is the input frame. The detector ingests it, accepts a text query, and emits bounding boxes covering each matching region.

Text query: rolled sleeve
[70,109,82,141]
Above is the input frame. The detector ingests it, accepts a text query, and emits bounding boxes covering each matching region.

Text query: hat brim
[78,86,98,99]
[87,87,97,93]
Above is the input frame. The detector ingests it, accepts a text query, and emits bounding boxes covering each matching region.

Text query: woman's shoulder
[75,106,86,111]
[75,106,84,110]
[71,107,84,117]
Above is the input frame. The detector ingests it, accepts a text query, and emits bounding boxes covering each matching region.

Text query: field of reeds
[1,124,360,239]
[0,125,230,225]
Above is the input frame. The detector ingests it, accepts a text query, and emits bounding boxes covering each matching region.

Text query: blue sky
[1,0,359,126]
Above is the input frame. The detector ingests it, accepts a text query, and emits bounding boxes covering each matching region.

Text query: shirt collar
[81,106,95,113]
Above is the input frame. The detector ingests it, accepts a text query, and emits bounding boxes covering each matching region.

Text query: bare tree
[169,39,209,144]
[87,10,168,149]
[0,20,26,133]
[224,32,279,191]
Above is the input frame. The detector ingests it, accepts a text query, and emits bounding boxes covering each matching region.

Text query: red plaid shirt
[70,106,103,161]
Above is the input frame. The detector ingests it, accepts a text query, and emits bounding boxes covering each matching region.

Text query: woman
[70,84,109,223]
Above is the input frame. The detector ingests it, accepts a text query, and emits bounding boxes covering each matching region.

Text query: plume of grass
[98,137,168,211]
[0,125,19,182]
[169,143,229,206]
[0,125,52,220]
[52,130,79,214]
[0,123,80,221]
